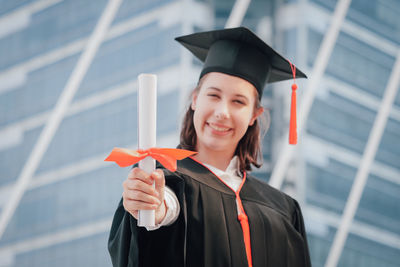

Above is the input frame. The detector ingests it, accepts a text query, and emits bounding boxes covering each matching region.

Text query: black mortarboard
[175,27,307,145]
[175,27,307,98]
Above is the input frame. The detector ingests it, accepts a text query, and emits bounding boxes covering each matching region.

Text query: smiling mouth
[207,122,232,132]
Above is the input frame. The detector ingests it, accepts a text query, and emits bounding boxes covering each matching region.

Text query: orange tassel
[289,83,297,145]
[289,61,297,145]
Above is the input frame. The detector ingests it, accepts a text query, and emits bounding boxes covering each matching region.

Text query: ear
[191,92,198,110]
[249,106,264,126]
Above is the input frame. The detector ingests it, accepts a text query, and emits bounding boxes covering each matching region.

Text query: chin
[204,141,232,153]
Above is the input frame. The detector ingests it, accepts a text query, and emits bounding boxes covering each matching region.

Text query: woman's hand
[122,167,166,225]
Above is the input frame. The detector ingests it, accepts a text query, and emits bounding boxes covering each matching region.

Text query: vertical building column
[225,0,251,28]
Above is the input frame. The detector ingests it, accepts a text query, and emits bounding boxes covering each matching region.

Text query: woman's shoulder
[244,173,290,199]
[243,174,300,215]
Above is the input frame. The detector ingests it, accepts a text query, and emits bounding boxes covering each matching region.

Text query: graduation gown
[108,157,311,267]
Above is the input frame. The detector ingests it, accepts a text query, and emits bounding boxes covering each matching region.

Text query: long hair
[179,76,269,172]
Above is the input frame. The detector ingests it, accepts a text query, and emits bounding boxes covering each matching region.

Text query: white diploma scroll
[137,74,157,227]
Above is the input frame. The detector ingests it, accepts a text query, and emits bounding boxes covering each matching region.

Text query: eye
[207,94,220,98]
[233,99,245,105]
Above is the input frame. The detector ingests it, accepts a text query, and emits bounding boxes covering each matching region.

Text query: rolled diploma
[138,74,157,227]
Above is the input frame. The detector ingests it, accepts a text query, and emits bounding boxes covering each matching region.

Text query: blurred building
[0,0,398,266]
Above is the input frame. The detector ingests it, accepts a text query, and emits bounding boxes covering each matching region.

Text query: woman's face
[192,72,264,156]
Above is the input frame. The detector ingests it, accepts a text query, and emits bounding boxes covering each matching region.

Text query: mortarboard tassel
[289,62,297,145]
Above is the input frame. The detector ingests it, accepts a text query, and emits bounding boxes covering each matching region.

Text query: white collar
[203,156,242,178]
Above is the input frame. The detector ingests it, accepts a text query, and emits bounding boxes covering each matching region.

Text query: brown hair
[179,76,268,172]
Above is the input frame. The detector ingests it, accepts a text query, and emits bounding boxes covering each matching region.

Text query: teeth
[209,123,230,131]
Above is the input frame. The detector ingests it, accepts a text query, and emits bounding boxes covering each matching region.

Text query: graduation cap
[175,27,307,145]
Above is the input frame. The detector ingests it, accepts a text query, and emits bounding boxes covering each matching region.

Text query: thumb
[152,169,165,201]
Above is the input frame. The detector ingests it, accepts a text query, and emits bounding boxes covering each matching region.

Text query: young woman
[108,27,311,267]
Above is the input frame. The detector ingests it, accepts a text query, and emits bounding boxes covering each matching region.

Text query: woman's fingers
[122,168,166,220]
[127,167,154,185]
[123,190,160,206]
[123,178,157,197]
[123,199,159,211]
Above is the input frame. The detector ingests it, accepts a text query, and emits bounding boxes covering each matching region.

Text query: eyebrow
[206,87,222,92]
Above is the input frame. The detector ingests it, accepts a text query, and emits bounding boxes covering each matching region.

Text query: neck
[194,145,235,171]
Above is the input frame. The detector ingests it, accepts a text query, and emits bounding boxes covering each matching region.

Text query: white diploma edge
[137,73,157,227]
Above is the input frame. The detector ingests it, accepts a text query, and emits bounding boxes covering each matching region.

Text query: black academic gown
[108,157,311,267]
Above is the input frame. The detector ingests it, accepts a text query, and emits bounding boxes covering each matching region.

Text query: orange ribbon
[104,147,197,172]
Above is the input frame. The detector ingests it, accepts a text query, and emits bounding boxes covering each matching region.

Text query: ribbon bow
[104,147,197,172]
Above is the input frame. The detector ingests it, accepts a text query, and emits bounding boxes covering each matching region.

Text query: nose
[214,100,230,120]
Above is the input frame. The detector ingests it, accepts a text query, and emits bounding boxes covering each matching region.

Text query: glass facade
[0,0,187,265]
[0,0,398,266]
[301,0,400,266]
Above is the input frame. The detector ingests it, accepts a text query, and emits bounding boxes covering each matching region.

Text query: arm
[291,199,312,267]
[108,170,186,267]
[108,199,139,267]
